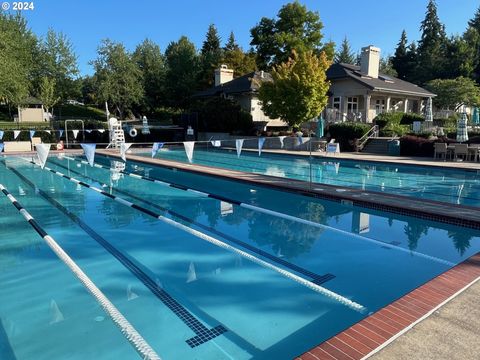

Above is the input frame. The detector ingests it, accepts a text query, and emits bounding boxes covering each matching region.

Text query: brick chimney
[360,46,380,78]
[214,65,234,86]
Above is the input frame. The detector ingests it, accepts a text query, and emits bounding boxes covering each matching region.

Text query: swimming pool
[1,153,480,359]
[145,147,480,207]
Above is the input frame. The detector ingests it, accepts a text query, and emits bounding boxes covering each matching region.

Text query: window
[375,99,385,113]
[333,97,341,110]
[347,97,358,112]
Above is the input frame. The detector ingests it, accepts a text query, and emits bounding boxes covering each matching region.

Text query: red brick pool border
[297,252,480,360]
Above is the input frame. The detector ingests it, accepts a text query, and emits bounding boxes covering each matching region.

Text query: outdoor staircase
[361,137,395,154]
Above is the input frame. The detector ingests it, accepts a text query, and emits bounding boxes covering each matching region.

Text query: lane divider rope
[63,155,456,267]
[0,183,161,360]
[28,159,367,313]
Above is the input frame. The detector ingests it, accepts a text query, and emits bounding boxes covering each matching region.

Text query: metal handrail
[358,125,379,150]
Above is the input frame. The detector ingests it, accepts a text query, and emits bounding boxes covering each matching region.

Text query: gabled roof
[327,63,435,97]
[194,71,273,97]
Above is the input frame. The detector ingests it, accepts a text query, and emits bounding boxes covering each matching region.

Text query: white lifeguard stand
[107,117,125,149]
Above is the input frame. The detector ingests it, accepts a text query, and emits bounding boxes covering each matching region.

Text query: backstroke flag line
[258,137,266,156]
[29,130,35,139]
[151,142,164,158]
[279,136,286,148]
[14,130,20,140]
[36,143,51,169]
[0,130,4,140]
[58,130,64,138]
[72,130,79,139]
[120,143,132,162]
[183,141,195,163]
[80,143,96,167]
[236,139,244,158]
[211,140,221,147]
[0,143,4,152]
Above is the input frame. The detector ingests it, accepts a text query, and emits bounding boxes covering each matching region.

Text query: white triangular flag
[127,285,139,301]
[80,143,96,166]
[183,141,195,163]
[14,130,21,139]
[36,143,51,169]
[72,130,79,139]
[45,130,51,134]
[211,140,221,147]
[120,143,132,162]
[186,262,197,283]
[258,137,266,156]
[97,129,105,133]
[279,136,286,148]
[49,299,64,324]
[236,139,244,158]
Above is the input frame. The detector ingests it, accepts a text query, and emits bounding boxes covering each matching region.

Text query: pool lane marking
[63,156,455,268]
[29,160,367,313]
[49,158,335,286]
[0,183,161,360]
[3,164,228,348]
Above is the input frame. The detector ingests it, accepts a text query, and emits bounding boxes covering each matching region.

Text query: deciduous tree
[250,1,332,69]
[426,77,480,110]
[258,50,331,128]
[92,39,143,119]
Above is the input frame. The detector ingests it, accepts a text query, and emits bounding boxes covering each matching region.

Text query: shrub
[400,113,424,125]
[374,112,424,128]
[399,135,452,157]
[380,123,410,137]
[328,122,370,151]
[190,97,254,135]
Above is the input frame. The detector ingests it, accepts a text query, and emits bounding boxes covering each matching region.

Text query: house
[194,65,287,130]
[195,46,435,129]
[325,46,435,123]
[17,97,48,122]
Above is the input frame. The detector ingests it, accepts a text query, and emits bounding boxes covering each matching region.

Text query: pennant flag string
[80,143,96,167]
[258,137,266,156]
[151,142,164,158]
[236,139,244,158]
[36,143,51,169]
[183,141,195,163]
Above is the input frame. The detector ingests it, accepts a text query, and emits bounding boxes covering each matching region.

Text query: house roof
[194,71,273,97]
[327,63,435,97]
[23,96,43,105]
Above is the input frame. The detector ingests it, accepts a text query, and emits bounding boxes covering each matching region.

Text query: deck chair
[454,144,468,161]
[433,143,447,160]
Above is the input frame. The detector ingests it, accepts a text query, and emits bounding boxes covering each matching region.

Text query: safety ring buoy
[56,141,64,150]
[129,128,138,138]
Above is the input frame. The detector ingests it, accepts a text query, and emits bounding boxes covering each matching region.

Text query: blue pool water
[1,153,480,359]
[145,147,480,207]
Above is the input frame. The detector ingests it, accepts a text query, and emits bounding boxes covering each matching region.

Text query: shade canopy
[473,107,479,125]
[425,97,433,122]
[316,116,325,138]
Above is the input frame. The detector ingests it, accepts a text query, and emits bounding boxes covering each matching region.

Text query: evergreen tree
[250,1,332,69]
[222,32,257,77]
[416,0,448,84]
[379,57,397,77]
[334,37,355,64]
[391,30,409,80]
[224,31,239,52]
[165,36,199,109]
[464,7,480,83]
[198,24,223,89]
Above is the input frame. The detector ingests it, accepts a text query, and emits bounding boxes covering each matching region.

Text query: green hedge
[328,122,371,151]
[374,112,424,128]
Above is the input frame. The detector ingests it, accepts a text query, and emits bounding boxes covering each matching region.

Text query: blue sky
[18,0,480,75]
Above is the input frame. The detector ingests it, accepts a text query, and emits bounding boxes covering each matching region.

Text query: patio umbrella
[473,107,479,125]
[316,116,325,138]
[425,97,433,122]
[456,112,469,143]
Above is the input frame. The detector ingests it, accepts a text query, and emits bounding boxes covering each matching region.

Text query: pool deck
[96,149,480,229]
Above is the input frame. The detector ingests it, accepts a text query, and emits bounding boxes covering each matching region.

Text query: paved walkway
[371,280,480,360]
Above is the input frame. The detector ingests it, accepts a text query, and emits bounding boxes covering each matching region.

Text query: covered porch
[324,91,429,123]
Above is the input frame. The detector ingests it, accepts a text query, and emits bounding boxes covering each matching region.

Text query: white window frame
[332,97,341,110]
[347,97,358,113]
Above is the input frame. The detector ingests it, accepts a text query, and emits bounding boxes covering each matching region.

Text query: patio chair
[454,144,468,161]
[433,143,447,160]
